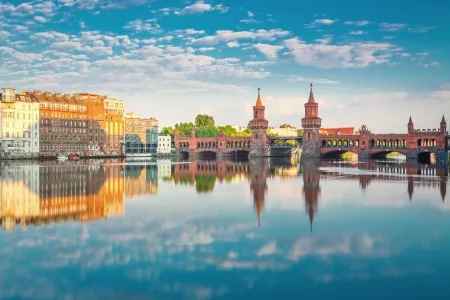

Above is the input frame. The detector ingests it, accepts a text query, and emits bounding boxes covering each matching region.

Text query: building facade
[124,112,158,155]
[0,88,40,157]
[27,90,88,157]
[157,135,172,154]
[75,93,107,155]
[104,97,125,155]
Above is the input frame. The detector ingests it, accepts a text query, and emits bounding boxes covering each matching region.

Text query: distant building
[157,159,172,178]
[0,88,40,157]
[104,97,125,155]
[124,112,158,154]
[320,127,354,135]
[157,135,172,154]
[267,127,298,137]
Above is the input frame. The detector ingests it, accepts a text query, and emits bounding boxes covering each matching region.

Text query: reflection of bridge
[172,158,448,231]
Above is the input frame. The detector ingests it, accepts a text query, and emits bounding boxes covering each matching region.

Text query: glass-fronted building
[124,112,158,154]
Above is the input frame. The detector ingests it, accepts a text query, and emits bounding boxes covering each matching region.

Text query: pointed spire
[441,115,446,123]
[308,83,315,103]
[308,208,314,233]
[408,116,413,124]
[255,87,263,107]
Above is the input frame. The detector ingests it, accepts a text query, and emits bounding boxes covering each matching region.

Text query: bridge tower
[441,115,447,136]
[249,88,269,158]
[301,84,322,158]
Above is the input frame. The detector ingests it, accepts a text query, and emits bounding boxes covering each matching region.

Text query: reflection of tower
[407,176,414,201]
[302,159,321,232]
[249,158,269,227]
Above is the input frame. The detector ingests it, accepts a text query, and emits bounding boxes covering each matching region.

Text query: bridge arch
[321,149,358,159]
[370,150,407,159]
[179,150,189,159]
[197,150,217,160]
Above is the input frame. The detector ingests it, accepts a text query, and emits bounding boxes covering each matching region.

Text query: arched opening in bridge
[198,151,217,160]
[231,150,250,160]
[321,150,358,160]
[180,151,189,160]
[418,151,434,164]
[371,151,406,160]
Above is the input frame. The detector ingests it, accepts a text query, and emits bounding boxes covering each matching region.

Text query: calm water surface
[0,157,449,300]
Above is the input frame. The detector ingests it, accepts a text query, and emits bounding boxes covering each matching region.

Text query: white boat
[57,155,68,161]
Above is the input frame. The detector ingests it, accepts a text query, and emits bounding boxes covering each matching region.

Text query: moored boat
[57,155,68,161]
[68,154,80,161]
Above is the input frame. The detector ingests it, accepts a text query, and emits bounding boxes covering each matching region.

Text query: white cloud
[0,30,12,39]
[192,29,290,45]
[33,15,48,23]
[344,20,370,26]
[306,18,338,28]
[240,18,261,24]
[124,19,160,32]
[257,241,278,256]
[283,37,393,69]
[247,11,254,17]
[349,30,366,35]
[176,1,228,15]
[80,21,86,29]
[286,76,339,84]
[252,43,284,60]
[380,23,407,32]
[226,41,239,48]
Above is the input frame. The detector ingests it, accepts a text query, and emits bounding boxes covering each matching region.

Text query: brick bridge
[175,85,448,160]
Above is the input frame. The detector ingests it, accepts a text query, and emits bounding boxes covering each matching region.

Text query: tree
[196,126,218,137]
[161,126,174,137]
[297,129,304,136]
[280,124,293,128]
[175,122,195,136]
[195,114,215,127]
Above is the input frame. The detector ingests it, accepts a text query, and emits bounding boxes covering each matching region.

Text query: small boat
[68,154,80,161]
[57,155,68,161]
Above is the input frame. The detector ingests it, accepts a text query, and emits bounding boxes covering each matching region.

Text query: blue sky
[0,0,449,132]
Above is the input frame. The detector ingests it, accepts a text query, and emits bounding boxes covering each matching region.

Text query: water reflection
[0,158,449,299]
[0,158,447,232]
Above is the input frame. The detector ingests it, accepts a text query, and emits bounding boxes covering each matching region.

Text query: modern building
[124,112,158,155]
[0,88,40,158]
[26,90,88,157]
[104,97,125,155]
[157,134,172,154]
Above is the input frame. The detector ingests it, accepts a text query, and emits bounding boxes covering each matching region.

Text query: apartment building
[104,97,125,155]
[27,90,88,157]
[75,93,107,155]
[124,112,158,154]
[157,135,172,154]
[0,88,40,157]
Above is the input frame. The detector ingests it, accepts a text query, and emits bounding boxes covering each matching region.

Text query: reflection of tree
[195,175,216,193]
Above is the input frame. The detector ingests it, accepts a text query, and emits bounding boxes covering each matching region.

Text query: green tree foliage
[195,114,215,127]
[195,126,218,137]
[280,124,293,128]
[195,175,216,193]
[175,122,195,136]
[161,126,174,137]
[217,125,251,137]
[297,129,304,136]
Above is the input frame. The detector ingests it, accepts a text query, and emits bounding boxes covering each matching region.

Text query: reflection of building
[124,112,158,154]
[157,160,172,178]
[0,164,125,231]
[249,158,269,227]
[157,135,172,154]
[104,97,125,155]
[27,90,88,157]
[302,160,321,232]
[1,88,40,156]
[124,165,158,198]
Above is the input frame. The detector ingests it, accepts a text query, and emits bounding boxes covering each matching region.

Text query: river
[0,157,449,299]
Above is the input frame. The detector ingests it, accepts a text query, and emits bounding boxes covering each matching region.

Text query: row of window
[3,122,38,130]
[41,135,86,142]
[3,132,38,138]
[40,103,87,112]
[1,112,38,119]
